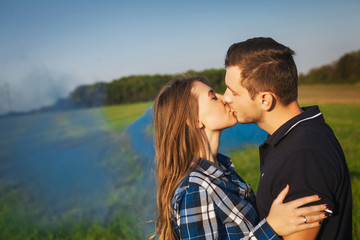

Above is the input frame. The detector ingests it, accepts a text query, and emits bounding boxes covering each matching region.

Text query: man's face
[223,66,263,124]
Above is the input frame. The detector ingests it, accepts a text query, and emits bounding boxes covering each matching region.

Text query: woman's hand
[266,185,328,236]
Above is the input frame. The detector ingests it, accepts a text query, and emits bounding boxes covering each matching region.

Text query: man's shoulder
[285,118,338,148]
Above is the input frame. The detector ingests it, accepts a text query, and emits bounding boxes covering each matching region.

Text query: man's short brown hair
[225,37,298,105]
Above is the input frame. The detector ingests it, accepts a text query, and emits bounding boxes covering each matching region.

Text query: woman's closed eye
[209,90,218,100]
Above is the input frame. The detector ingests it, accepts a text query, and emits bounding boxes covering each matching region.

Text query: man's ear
[259,92,276,111]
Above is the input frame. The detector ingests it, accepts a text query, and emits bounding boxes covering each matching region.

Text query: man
[222,37,352,239]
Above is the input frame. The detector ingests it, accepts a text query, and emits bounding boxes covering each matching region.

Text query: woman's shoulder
[172,174,203,210]
[173,169,210,196]
[172,168,214,204]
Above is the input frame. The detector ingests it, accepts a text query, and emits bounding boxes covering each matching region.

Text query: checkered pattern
[171,153,280,240]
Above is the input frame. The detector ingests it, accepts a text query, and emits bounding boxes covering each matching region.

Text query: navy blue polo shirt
[256,106,352,240]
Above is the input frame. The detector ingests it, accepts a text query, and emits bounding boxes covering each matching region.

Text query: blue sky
[1,0,360,114]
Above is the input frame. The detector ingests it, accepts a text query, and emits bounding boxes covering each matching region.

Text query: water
[0,107,267,235]
[0,109,120,222]
[126,108,268,160]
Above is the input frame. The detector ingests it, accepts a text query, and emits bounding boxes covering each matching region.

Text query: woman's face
[192,81,237,131]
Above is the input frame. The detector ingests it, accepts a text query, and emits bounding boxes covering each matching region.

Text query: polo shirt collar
[264,105,324,147]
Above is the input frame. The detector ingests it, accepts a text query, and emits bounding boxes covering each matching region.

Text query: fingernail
[325,212,332,217]
[325,209,333,215]
[317,195,321,199]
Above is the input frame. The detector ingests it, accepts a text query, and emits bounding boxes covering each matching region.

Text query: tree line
[66,49,359,108]
[299,50,360,84]
[67,69,226,108]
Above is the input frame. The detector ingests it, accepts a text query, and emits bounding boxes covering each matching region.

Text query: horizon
[1,0,360,114]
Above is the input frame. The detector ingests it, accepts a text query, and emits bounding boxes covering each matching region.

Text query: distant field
[298,83,360,105]
[231,84,360,238]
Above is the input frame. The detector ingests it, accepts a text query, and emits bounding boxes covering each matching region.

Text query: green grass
[0,180,144,240]
[231,104,360,239]
[102,101,152,135]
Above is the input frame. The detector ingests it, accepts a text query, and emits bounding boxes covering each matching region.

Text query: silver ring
[303,216,307,224]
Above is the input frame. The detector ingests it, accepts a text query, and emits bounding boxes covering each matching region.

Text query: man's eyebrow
[226,84,236,93]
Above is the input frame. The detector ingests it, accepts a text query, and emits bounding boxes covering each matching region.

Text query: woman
[152,76,328,239]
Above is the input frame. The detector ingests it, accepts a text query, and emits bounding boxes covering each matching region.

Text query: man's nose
[222,89,232,104]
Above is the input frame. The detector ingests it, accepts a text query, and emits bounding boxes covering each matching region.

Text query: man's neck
[258,101,302,135]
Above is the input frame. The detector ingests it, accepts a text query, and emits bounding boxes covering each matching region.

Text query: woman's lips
[226,105,237,119]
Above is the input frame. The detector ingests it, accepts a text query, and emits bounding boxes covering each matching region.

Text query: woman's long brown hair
[151,76,209,239]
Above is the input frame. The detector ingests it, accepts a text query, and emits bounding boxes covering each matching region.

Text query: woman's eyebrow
[208,89,215,97]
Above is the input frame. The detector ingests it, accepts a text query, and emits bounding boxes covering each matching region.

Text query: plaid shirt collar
[188,153,254,201]
[197,153,235,178]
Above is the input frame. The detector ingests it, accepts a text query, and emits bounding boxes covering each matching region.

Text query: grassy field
[101,101,152,134]
[231,101,360,238]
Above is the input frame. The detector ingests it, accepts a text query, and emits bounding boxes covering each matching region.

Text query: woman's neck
[202,129,222,169]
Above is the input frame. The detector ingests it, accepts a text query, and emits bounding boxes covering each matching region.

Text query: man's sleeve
[273,149,336,213]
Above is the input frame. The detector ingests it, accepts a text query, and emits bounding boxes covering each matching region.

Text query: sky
[1,0,360,114]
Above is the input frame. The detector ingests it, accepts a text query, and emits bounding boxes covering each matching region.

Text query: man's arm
[277,149,333,240]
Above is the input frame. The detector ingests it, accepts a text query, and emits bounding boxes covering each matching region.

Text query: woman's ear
[260,92,276,111]
[186,119,204,129]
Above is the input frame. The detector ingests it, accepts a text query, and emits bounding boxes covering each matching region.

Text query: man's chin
[234,115,250,124]
[233,112,242,123]
[233,112,252,124]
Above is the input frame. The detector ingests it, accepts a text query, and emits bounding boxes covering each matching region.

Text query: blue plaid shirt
[171,153,280,240]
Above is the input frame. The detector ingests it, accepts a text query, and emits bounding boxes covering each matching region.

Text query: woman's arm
[175,185,218,239]
[266,185,327,236]
[175,184,327,239]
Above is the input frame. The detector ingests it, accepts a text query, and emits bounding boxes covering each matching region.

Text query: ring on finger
[303,216,307,224]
